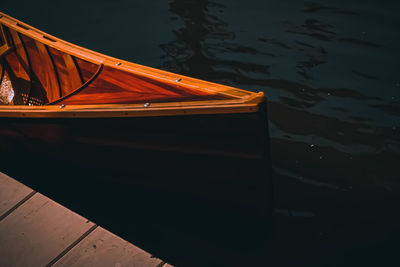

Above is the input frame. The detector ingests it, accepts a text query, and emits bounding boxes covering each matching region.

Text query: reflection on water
[160,0,271,86]
[2,0,400,265]
[160,0,399,180]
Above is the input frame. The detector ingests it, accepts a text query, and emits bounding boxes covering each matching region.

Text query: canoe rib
[48,64,103,105]
[0,12,266,118]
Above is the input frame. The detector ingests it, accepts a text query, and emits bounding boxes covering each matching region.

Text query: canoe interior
[0,24,232,106]
[0,105,273,266]
[0,13,261,110]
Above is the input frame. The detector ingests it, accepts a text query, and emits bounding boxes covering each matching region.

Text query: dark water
[3,0,400,266]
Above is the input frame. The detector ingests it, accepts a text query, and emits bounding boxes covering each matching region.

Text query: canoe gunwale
[0,95,264,118]
[0,12,266,118]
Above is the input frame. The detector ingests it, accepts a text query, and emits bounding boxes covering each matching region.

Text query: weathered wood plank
[0,172,34,219]
[53,227,165,267]
[0,193,95,267]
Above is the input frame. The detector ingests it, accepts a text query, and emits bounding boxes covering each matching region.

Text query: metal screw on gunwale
[176,78,182,82]
[144,103,150,108]
[59,104,65,109]
[116,62,121,66]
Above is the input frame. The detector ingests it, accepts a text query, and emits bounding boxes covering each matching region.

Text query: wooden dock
[0,171,173,267]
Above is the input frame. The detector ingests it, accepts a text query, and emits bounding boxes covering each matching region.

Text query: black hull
[0,102,272,266]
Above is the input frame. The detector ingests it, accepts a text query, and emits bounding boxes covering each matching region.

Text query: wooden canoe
[0,11,271,164]
[0,12,271,263]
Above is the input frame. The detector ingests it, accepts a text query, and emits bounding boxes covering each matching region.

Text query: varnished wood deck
[0,171,173,267]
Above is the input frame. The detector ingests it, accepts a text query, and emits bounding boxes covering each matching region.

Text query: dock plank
[0,193,95,267]
[53,227,164,267]
[0,172,34,219]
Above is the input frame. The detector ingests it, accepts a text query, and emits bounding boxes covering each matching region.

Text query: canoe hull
[0,101,272,266]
